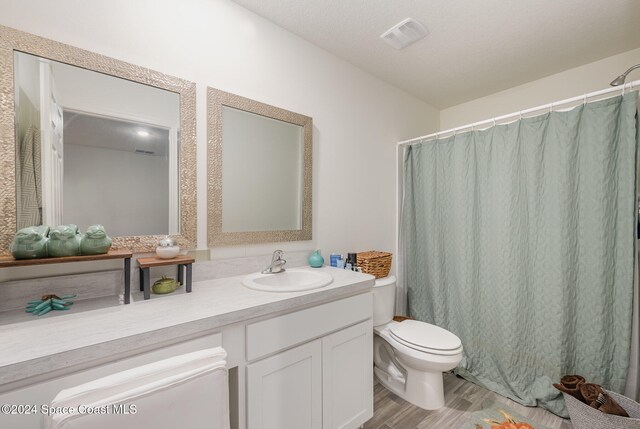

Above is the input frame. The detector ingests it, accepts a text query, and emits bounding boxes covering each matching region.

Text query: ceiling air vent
[380,18,429,50]
[135,149,155,155]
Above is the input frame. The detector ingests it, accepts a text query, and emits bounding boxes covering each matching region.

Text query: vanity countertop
[0,267,374,389]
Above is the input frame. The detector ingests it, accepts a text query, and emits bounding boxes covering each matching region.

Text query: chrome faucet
[262,250,286,274]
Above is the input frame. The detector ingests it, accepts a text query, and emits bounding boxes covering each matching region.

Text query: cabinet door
[247,339,322,429]
[322,320,373,429]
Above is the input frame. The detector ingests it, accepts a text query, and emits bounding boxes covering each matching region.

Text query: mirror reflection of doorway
[62,111,175,236]
[14,51,180,237]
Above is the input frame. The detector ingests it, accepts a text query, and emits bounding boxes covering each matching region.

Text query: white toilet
[373,276,463,410]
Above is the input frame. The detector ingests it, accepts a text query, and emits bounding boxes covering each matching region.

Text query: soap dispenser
[309,250,324,268]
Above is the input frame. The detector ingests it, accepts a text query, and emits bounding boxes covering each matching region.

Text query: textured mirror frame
[207,87,312,246]
[0,25,197,253]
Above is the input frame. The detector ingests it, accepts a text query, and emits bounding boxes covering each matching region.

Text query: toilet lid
[389,320,462,355]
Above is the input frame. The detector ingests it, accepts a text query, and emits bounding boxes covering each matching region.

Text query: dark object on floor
[579,384,629,417]
[553,375,586,402]
[554,375,630,419]
[562,389,640,429]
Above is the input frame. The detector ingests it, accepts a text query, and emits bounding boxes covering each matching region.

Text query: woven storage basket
[563,391,640,429]
[356,251,392,279]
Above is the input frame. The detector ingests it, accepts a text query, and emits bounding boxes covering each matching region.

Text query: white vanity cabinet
[0,277,374,429]
[245,293,373,429]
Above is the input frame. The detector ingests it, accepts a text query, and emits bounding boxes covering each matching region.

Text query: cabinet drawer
[0,332,223,429]
[246,292,372,362]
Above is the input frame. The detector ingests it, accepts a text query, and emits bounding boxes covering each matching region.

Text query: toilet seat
[389,320,462,356]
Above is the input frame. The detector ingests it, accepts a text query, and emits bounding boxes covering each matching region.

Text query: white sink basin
[242,268,333,292]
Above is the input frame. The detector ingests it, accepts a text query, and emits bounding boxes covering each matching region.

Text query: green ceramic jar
[152,276,179,294]
[309,249,324,268]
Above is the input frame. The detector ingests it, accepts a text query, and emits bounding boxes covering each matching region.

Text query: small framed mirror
[0,25,197,253]
[207,88,312,246]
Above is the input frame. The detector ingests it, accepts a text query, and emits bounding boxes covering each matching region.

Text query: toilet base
[374,365,445,410]
[404,366,445,409]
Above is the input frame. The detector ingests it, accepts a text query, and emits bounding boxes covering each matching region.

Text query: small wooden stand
[0,250,133,304]
[137,255,195,300]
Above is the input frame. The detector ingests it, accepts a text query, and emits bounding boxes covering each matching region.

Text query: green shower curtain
[402,92,639,416]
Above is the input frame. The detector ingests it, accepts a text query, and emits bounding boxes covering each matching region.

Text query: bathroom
[1,0,639,428]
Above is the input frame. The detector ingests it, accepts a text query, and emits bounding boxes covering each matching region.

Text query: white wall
[50,59,179,129]
[1,0,439,267]
[63,144,169,236]
[440,48,640,130]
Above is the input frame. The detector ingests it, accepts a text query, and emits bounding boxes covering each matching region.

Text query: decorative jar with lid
[156,236,179,259]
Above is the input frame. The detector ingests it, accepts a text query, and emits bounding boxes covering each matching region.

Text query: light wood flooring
[364,373,573,429]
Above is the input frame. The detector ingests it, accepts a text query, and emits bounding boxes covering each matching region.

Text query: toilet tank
[372,276,396,326]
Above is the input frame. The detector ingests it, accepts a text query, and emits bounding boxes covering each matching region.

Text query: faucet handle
[261,250,287,274]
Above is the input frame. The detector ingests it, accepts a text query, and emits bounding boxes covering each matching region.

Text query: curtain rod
[397,79,640,146]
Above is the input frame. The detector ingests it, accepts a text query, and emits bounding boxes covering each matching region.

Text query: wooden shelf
[137,255,195,300]
[0,249,133,268]
[137,255,195,269]
[0,249,134,304]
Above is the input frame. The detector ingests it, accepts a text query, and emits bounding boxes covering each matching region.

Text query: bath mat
[460,400,552,429]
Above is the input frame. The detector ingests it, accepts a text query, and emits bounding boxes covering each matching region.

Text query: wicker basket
[563,391,640,429]
[356,251,392,278]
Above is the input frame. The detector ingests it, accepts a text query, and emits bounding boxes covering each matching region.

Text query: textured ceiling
[64,112,169,156]
[232,0,640,108]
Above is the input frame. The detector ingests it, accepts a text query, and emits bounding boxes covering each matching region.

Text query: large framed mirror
[0,25,197,253]
[207,88,312,246]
